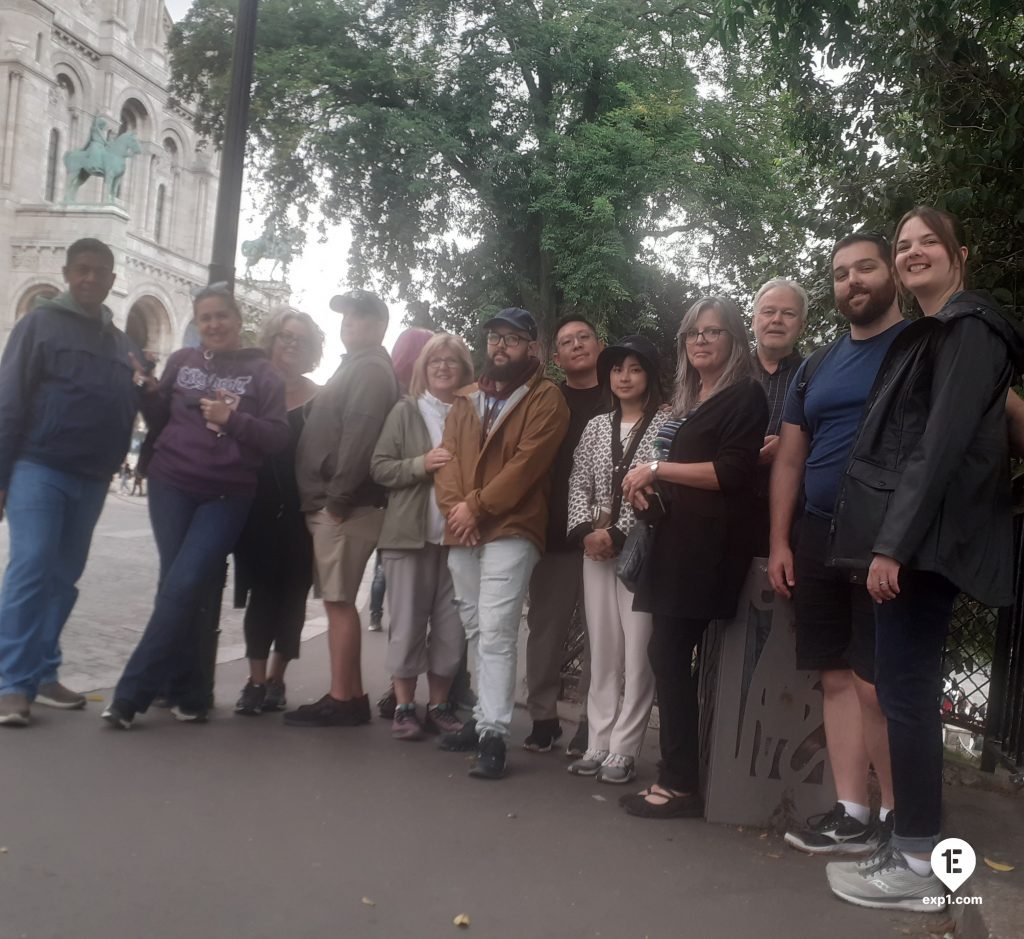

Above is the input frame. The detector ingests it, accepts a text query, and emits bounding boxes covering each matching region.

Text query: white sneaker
[568,748,609,776]
[597,753,636,785]
[827,846,946,912]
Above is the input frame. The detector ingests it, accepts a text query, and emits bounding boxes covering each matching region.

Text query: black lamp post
[208,0,259,288]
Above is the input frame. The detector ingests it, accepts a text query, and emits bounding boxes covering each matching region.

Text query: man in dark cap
[288,289,399,727]
[435,308,569,778]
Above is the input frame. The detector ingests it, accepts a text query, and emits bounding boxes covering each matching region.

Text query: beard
[484,356,524,382]
[837,279,898,326]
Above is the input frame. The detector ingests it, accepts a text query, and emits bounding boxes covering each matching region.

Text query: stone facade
[0,0,284,362]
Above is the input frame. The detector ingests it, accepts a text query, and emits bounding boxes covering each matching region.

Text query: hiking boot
[523,718,562,753]
[568,748,609,777]
[368,611,383,632]
[234,681,266,716]
[377,686,397,720]
[283,693,360,727]
[438,718,479,752]
[565,719,588,758]
[423,702,464,736]
[391,705,425,741]
[170,705,208,723]
[826,845,946,912]
[0,693,30,727]
[469,732,507,779]
[597,753,636,785]
[784,803,875,855]
[101,700,135,730]
[263,679,287,712]
[35,682,86,710]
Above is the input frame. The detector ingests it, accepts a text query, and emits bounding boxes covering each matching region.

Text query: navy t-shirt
[782,319,909,518]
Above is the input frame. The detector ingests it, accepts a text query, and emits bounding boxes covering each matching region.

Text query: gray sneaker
[0,693,30,727]
[597,753,636,785]
[36,682,86,710]
[827,845,946,912]
[568,748,609,776]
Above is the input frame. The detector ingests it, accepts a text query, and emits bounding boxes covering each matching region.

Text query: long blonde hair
[672,296,753,416]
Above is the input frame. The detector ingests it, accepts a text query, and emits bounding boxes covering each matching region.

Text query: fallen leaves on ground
[361,897,376,907]
[983,857,1015,872]
[453,913,471,928]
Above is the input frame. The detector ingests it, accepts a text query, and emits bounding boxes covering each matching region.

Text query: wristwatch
[649,460,660,482]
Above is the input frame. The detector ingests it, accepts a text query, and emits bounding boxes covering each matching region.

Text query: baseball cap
[482,307,538,340]
[329,288,389,319]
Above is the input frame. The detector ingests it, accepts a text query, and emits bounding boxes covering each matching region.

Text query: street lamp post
[208,0,259,288]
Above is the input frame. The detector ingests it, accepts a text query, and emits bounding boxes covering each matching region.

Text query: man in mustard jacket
[435,308,569,779]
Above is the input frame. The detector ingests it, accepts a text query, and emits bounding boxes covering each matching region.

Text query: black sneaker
[368,612,383,632]
[101,700,135,730]
[438,718,479,752]
[283,694,360,727]
[377,686,397,720]
[263,679,287,712]
[565,719,588,758]
[523,718,562,753]
[234,681,266,716]
[784,803,875,855]
[352,694,372,725]
[469,733,507,779]
[874,812,894,849]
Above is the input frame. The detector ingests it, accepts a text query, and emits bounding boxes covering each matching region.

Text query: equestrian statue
[63,116,142,204]
[241,225,301,281]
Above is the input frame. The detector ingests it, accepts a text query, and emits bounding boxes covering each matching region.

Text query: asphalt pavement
[0,492,971,939]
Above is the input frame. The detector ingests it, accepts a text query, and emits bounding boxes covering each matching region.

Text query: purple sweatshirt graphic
[143,346,289,497]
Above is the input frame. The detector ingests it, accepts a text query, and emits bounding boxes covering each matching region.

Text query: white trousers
[583,557,655,757]
[447,538,540,737]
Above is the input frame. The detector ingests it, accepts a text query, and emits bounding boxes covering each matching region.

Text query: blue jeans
[447,538,540,737]
[113,479,251,712]
[0,461,109,697]
[874,569,959,854]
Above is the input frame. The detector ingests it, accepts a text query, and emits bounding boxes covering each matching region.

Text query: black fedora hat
[596,334,662,386]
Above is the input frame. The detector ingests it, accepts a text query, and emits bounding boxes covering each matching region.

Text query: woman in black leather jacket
[826,207,1024,912]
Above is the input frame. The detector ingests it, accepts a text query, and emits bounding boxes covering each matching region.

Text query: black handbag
[616,520,652,592]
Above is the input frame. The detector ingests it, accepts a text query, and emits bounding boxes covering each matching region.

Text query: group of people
[1,206,1022,916]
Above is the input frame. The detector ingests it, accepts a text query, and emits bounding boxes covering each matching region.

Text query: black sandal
[622,786,703,819]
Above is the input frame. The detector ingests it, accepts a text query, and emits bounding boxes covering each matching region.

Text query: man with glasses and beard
[768,233,906,856]
[435,308,569,779]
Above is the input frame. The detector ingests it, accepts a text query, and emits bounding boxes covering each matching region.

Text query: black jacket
[829,291,1024,607]
[634,378,768,619]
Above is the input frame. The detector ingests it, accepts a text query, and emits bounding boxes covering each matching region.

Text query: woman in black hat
[565,336,667,784]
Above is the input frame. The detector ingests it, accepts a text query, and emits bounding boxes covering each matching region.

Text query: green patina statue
[63,116,142,204]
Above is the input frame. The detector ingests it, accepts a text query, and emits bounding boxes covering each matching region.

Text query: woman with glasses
[102,286,289,728]
[234,309,325,715]
[618,297,767,817]
[370,334,473,740]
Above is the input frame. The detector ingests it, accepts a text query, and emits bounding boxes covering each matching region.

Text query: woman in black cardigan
[620,296,768,818]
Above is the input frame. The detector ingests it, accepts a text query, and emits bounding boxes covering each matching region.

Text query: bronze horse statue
[63,122,142,204]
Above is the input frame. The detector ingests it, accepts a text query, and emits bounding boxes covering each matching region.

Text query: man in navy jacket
[0,238,138,726]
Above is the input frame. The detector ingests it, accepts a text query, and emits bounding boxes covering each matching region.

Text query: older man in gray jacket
[287,289,399,728]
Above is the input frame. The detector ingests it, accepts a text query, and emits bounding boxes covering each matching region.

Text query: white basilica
[0,0,282,362]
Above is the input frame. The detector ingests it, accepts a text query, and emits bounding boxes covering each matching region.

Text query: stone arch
[125,292,174,361]
[51,60,90,111]
[16,282,60,319]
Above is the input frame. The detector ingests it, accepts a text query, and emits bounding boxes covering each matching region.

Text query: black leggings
[243,568,312,661]
[648,615,710,792]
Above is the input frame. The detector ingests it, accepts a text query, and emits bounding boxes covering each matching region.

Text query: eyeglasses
[556,330,597,351]
[486,331,527,348]
[191,281,231,300]
[426,356,461,370]
[276,330,313,348]
[683,327,727,344]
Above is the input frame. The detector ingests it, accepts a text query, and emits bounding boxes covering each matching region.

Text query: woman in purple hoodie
[102,286,289,728]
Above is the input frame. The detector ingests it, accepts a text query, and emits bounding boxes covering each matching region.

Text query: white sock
[901,852,933,876]
[879,806,893,822]
[838,800,870,824]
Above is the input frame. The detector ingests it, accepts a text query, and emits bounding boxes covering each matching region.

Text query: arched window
[154,184,166,244]
[44,129,60,201]
[16,284,60,319]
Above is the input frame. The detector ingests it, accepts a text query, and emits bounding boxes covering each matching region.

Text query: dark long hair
[601,347,665,416]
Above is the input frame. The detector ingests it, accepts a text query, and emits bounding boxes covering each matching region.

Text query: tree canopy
[171,0,816,345]
[171,0,1024,346]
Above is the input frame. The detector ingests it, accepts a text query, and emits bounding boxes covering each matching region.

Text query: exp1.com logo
[927,839,983,907]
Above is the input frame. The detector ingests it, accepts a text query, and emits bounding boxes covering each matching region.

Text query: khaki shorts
[306,506,384,603]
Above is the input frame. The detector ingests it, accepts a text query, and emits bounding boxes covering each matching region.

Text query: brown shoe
[0,693,31,726]
[35,682,86,710]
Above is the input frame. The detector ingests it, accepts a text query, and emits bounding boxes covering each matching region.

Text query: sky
[163,0,406,382]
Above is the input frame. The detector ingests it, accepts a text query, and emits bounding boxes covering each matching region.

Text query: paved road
[0,493,928,938]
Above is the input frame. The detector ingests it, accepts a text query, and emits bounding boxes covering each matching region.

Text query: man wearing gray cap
[435,308,569,778]
[287,289,399,727]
